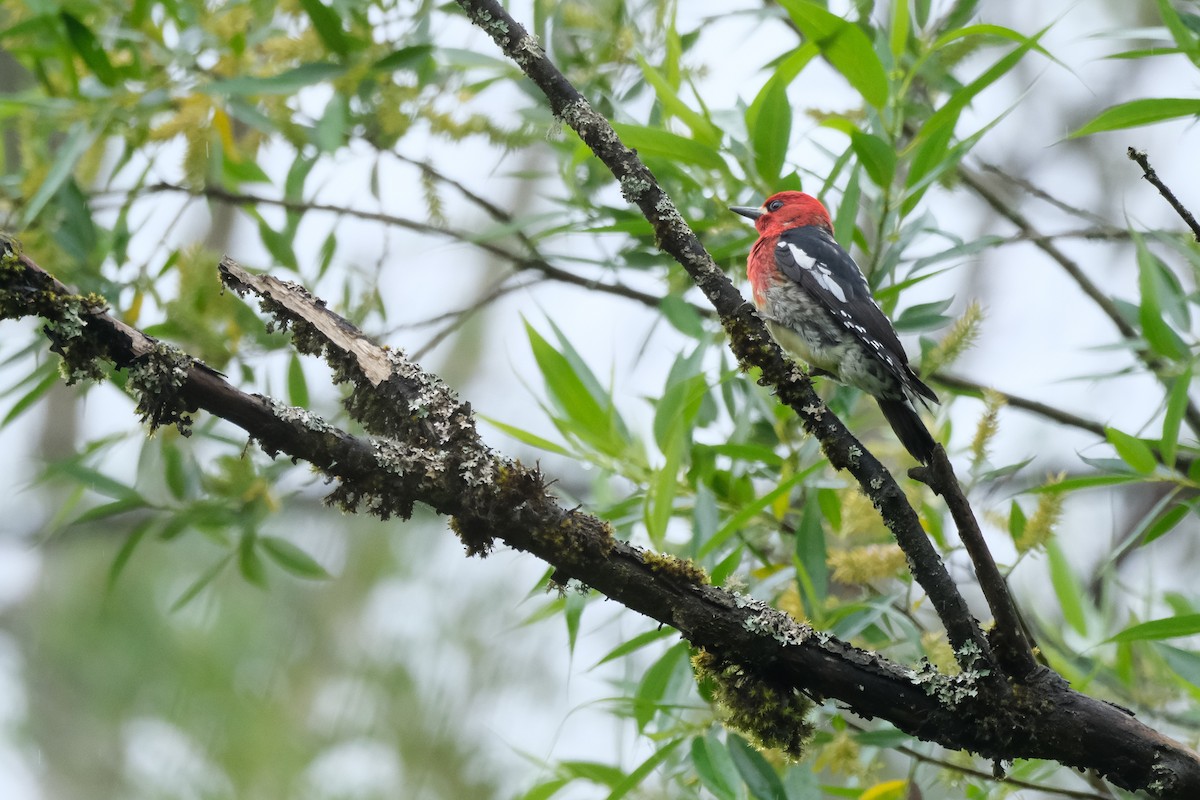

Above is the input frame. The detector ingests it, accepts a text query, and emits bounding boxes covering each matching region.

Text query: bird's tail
[876,398,937,464]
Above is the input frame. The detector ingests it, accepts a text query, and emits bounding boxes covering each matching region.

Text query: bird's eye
[766,199,784,212]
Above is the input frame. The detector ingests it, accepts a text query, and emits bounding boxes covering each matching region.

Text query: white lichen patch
[735,594,813,646]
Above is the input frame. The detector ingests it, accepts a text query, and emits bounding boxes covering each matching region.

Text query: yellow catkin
[828,543,908,584]
[925,300,984,374]
[970,389,1006,467]
[1016,474,1066,552]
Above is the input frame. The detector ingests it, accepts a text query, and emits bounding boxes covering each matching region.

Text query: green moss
[692,648,814,761]
[126,342,196,435]
[642,551,709,585]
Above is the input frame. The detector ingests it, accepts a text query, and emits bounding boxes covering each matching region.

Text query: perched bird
[731,191,939,463]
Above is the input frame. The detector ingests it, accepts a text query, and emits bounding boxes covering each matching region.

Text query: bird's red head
[730,191,832,237]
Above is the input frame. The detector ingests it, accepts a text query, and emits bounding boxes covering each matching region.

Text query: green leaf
[1155,644,1200,690]
[564,589,585,656]
[19,122,97,228]
[561,761,625,788]
[207,63,347,96]
[747,76,792,183]
[943,0,983,30]
[646,438,682,546]
[221,155,272,186]
[1031,473,1141,493]
[163,442,188,500]
[1007,500,1027,544]
[1143,501,1192,546]
[833,167,861,247]
[49,460,143,502]
[481,416,572,457]
[260,536,330,579]
[526,321,629,457]
[2,366,60,427]
[1110,613,1200,643]
[1161,367,1191,469]
[604,738,684,800]
[633,643,687,731]
[298,0,350,57]
[728,734,786,800]
[254,213,300,271]
[1134,234,1190,361]
[72,497,147,524]
[889,0,909,60]
[777,0,888,108]
[691,736,738,800]
[171,553,234,611]
[593,627,676,668]
[1046,540,1087,637]
[60,12,118,86]
[636,55,721,147]
[710,546,743,586]
[372,44,435,72]
[518,778,570,800]
[287,353,309,408]
[1106,427,1157,474]
[653,370,708,453]
[660,295,706,338]
[314,93,349,152]
[107,522,151,589]
[850,130,896,188]
[611,123,727,172]
[918,30,1045,145]
[892,297,953,333]
[1157,0,1200,65]
[698,466,816,558]
[285,153,317,201]
[1071,98,1200,138]
[794,499,828,607]
[239,532,268,587]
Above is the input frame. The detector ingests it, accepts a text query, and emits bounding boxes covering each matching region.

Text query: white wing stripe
[786,243,847,303]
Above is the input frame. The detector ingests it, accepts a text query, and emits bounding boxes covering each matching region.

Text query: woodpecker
[731,191,939,464]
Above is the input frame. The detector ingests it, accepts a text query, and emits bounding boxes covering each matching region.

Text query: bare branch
[1127,147,1200,243]
[130,182,668,311]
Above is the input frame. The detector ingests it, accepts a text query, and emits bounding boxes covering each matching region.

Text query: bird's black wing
[774,226,937,405]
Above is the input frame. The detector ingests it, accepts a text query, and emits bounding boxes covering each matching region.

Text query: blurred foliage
[4,0,1200,799]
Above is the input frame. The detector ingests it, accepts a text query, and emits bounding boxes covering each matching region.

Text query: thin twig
[128,182,669,310]
[934,373,1106,438]
[934,373,1195,474]
[980,163,1115,228]
[1127,147,1200,243]
[844,720,1111,799]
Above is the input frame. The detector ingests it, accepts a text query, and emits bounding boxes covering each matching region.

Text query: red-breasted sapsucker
[731,191,939,464]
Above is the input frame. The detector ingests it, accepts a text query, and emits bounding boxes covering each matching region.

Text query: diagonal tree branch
[1127,147,1200,243]
[121,182,668,310]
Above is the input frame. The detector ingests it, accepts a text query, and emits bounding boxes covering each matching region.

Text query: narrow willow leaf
[1110,613,1200,643]
[777,0,888,108]
[1071,98,1200,138]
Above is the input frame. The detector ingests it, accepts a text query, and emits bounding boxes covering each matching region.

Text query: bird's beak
[729,205,764,220]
